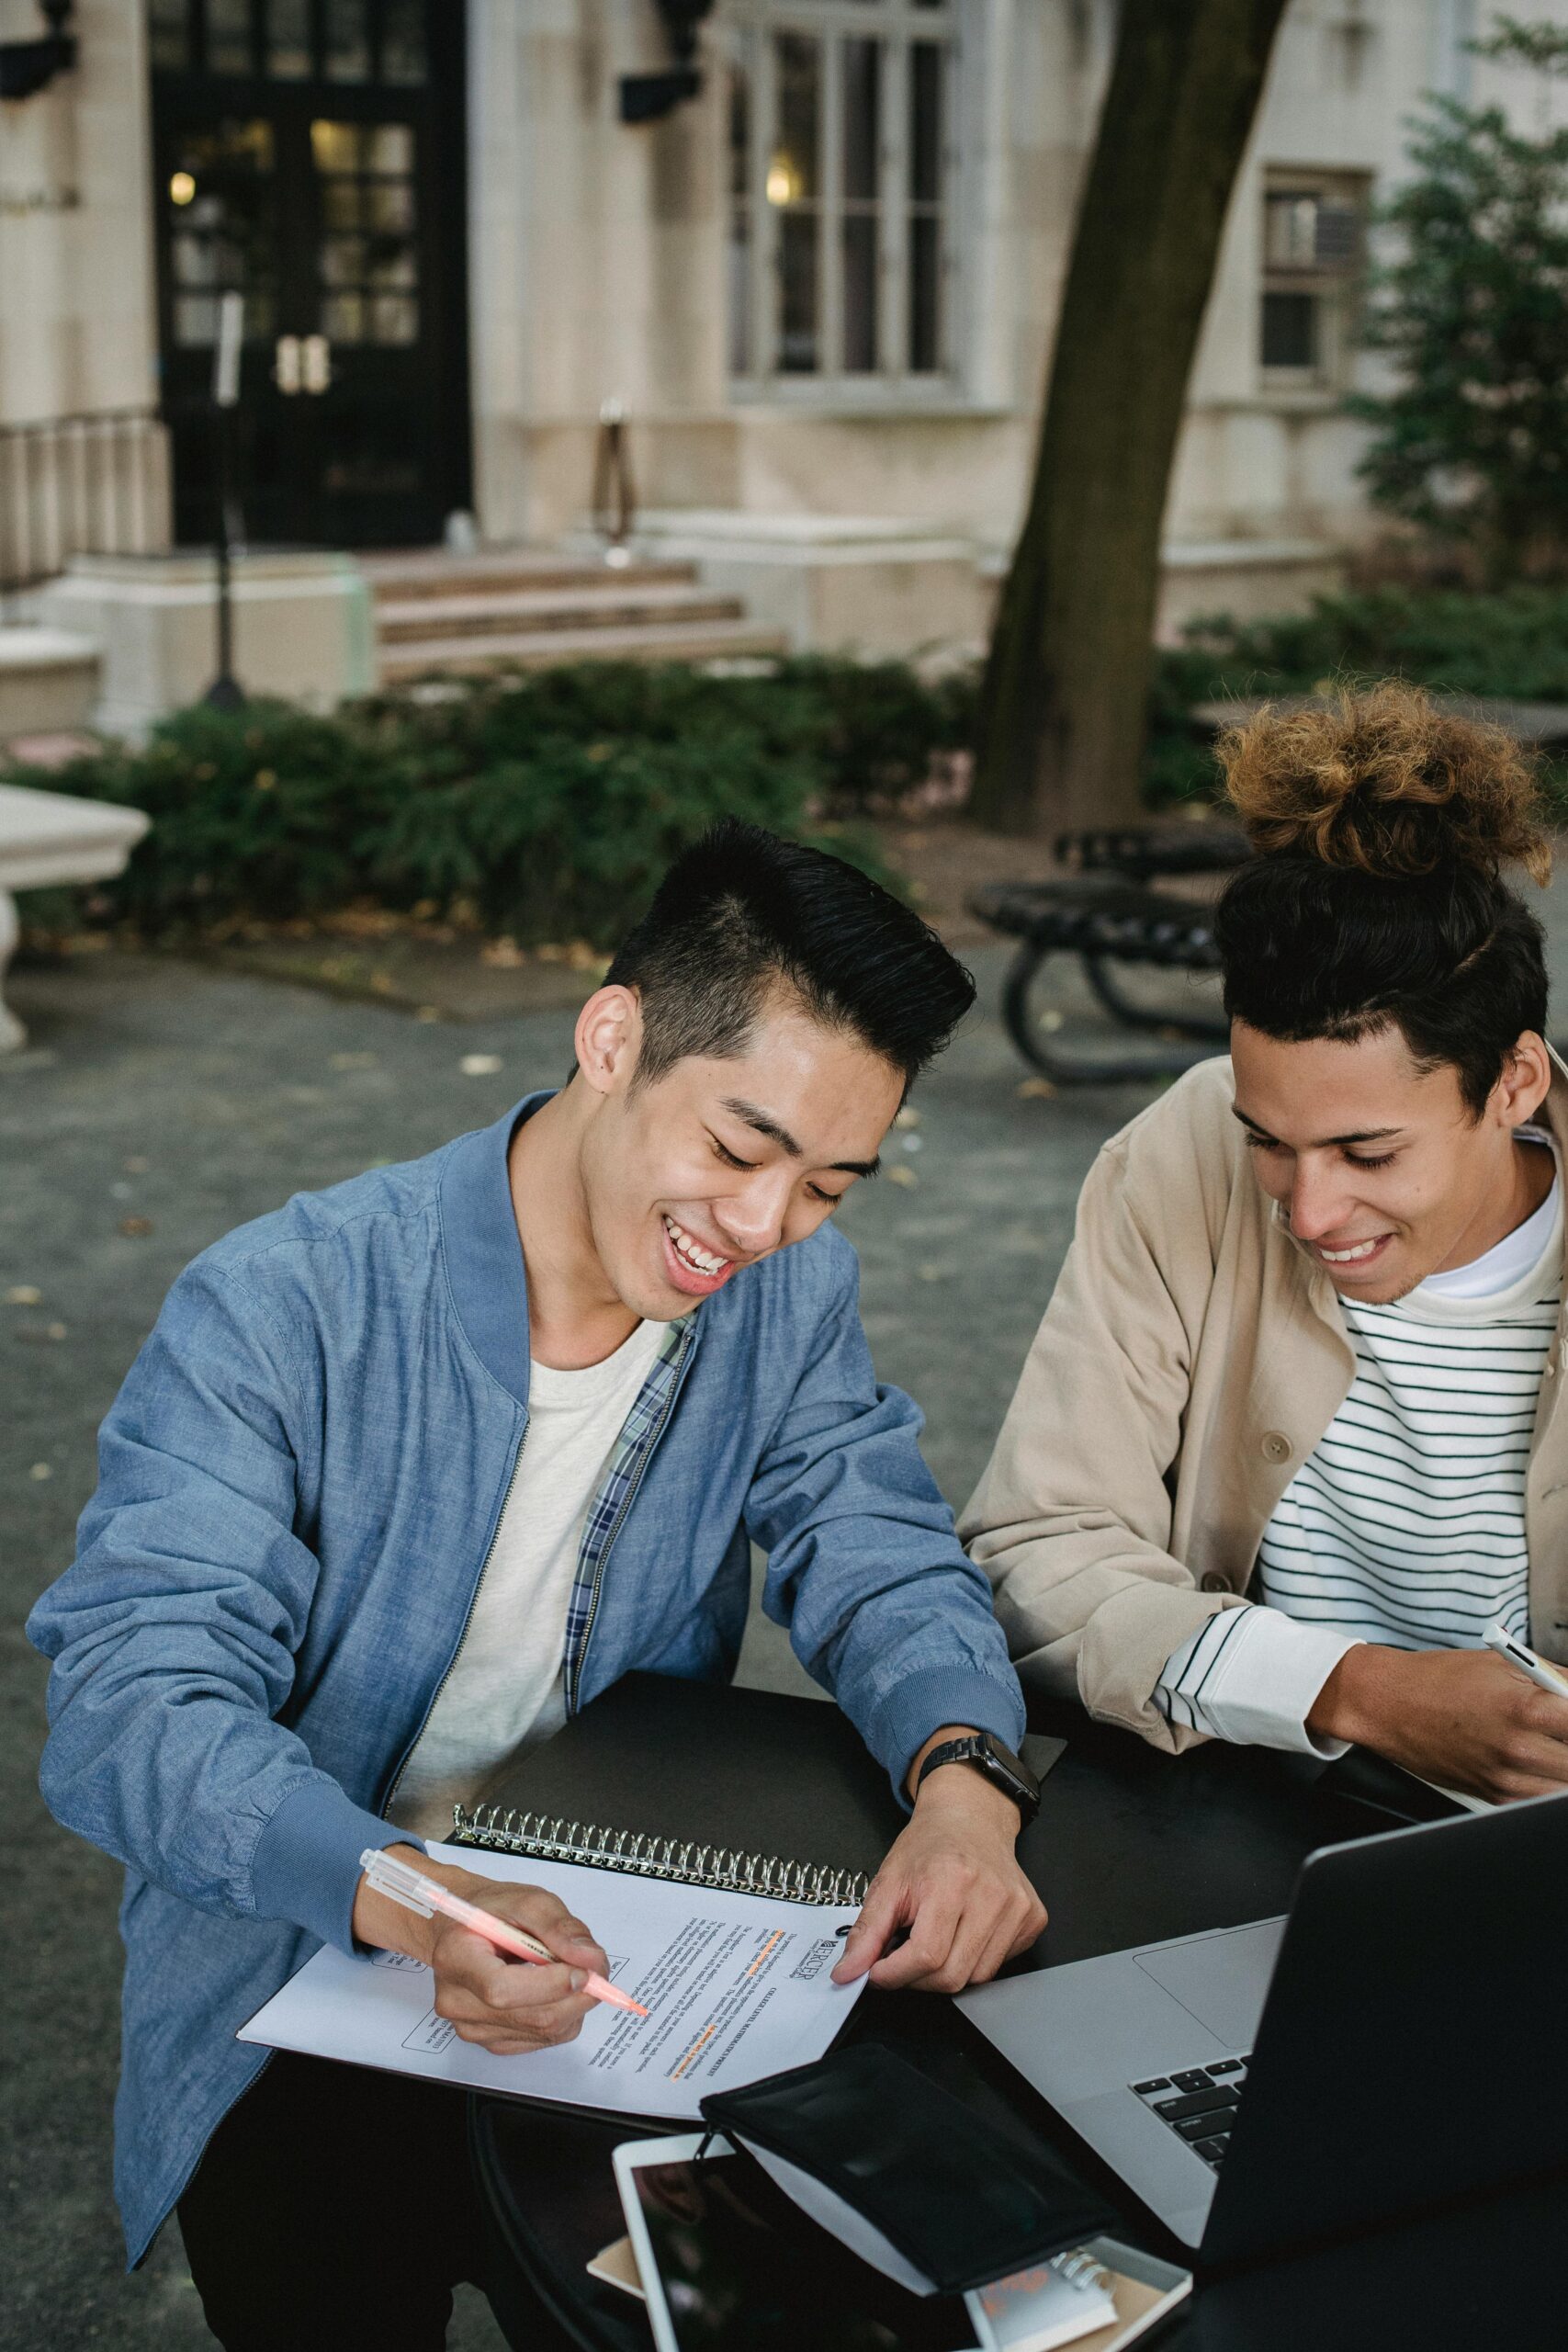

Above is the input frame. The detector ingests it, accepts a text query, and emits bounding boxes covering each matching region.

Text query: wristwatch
[914,1731,1041,1826]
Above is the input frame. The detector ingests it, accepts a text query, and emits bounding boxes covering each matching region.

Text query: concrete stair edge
[377,588,749,644]
[378,618,789,679]
[366,558,699,603]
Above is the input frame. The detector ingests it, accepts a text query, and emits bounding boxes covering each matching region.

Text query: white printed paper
[239,1842,865,2119]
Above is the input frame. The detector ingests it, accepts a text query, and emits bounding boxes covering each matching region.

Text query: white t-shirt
[1156,1142,1562,1753]
[393,1316,666,1842]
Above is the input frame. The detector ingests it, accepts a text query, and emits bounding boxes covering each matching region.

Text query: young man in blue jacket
[29,820,1044,2349]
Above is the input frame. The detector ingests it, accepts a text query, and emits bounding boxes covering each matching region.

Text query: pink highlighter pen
[358,1848,649,2017]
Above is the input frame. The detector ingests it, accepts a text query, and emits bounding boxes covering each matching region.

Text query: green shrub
[11,659,964,944]
[1145,584,1568,810]
[25,612,1561,922]
[22,700,392,932]
[1177,585,1568,701]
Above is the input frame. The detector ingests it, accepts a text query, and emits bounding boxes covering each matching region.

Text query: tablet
[612,2132,978,2352]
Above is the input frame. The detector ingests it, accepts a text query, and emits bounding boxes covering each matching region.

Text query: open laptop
[957,1789,1568,2264]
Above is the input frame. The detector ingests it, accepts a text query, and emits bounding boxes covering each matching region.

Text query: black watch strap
[914,1732,1041,1825]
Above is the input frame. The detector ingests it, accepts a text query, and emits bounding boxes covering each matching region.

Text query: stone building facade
[2,0,1564,676]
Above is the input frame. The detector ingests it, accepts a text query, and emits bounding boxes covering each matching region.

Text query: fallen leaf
[886,1164,919,1189]
[118,1216,154,1237]
[1017,1078,1056,1101]
[5,1285,41,1306]
[124,1156,150,1174]
[329,1052,378,1071]
[46,1322,67,1340]
[460,1054,503,1077]
[414,1006,441,1023]
[29,1463,52,1481]
[479,937,525,969]
[1037,1009,1065,1033]
[894,1106,921,1130]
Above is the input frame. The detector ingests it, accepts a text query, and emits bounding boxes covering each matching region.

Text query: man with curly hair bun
[965,683,1568,1804]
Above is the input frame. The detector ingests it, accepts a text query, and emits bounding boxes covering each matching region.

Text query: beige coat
[961,1054,1568,1748]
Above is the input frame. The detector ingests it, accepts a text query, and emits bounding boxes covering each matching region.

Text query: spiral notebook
[242,1678,1063,2117]
[444,1671,1065,1907]
[243,1677,1066,2120]
[240,1828,873,2120]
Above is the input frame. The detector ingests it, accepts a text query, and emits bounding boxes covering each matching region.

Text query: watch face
[980,1733,1041,1807]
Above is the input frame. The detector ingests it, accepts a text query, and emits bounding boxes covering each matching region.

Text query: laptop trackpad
[1133,1919,1285,2048]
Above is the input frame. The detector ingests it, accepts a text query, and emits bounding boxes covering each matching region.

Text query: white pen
[358,1849,648,2016]
[1483,1622,1568,1697]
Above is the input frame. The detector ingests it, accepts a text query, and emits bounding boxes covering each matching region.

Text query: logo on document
[790,1938,840,1981]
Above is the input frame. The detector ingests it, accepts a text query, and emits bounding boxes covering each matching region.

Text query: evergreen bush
[1147,583,1568,808]
[1349,17,1568,579]
[11,660,964,943]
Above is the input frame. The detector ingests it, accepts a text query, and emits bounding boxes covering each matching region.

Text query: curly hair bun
[1217,681,1552,888]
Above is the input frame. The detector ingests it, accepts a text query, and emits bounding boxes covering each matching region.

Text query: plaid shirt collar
[560,1314,696,1713]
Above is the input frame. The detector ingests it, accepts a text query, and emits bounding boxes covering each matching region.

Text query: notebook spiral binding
[449,1804,870,1908]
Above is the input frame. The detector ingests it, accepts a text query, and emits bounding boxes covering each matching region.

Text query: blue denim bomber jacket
[28,1095,1026,2264]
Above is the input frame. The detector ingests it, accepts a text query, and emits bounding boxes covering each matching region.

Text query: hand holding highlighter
[358,1847,648,2016]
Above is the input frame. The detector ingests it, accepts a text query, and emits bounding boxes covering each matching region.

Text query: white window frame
[724,0,969,405]
[1258,167,1371,396]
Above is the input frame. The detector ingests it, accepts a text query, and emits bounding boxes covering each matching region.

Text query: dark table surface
[469,1702,1562,2352]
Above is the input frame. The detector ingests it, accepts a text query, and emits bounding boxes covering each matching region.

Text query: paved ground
[12,851,1568,2350]
[2,933,1170,2351]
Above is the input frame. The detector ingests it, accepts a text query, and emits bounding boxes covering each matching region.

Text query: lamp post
[204,291,246,712]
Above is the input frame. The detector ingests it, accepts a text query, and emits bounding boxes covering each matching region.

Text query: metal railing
[0,406,167,599]
[591,398,637,562]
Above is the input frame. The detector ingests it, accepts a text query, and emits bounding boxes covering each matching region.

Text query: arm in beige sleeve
[960,1134,1247,1751]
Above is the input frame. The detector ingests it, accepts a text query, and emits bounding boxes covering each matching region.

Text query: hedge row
[17,658,974,943]
[1147,584,1568,808]
[18,592,1567,940]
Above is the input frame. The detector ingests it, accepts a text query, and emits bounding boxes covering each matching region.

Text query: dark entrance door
[148,0,470,548]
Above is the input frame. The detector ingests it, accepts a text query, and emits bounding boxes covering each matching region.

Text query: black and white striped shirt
[1156,1162,1562,1751]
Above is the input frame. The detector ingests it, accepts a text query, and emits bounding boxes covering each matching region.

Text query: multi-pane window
[1259,173,1368,388]
[728,0,958,392]
[312,119,420,346]
[165,118,278,346]
[163,117,422,349]
[146,0,427,85]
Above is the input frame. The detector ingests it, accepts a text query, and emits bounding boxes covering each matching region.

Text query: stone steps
[376,579,751,646]
[378,615,788,682]
[362,550,700,604]
[366,545,785,682]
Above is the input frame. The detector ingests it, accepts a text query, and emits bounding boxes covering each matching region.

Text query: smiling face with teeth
[566,982,905,1322]
[1229,1019,1554,1304]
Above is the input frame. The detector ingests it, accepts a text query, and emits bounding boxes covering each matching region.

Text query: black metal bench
[970,823,1250,1085]
[1052,820,1250,880]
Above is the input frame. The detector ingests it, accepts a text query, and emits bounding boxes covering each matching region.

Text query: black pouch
[700,2042,1115,2296]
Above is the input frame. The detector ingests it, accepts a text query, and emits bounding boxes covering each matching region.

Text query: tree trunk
[974,0,1291,836]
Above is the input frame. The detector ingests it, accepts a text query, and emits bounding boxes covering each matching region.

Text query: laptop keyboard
[1130,2055,1250,2170]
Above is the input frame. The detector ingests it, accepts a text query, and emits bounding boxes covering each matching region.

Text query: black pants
[177,2053,489,2350]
